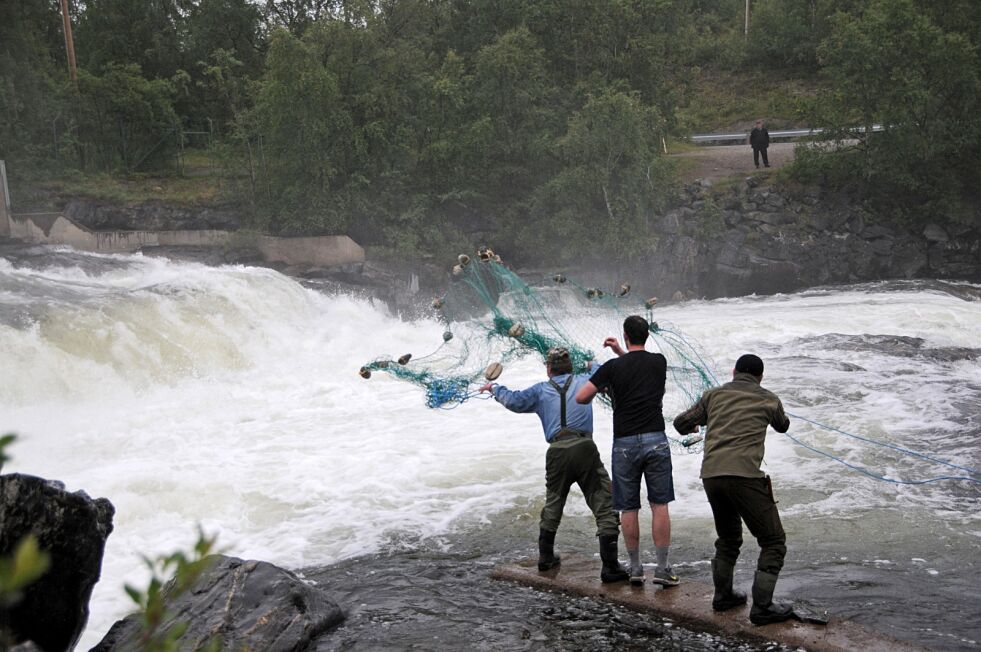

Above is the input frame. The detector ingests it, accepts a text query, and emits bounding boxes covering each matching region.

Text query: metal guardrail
[690,125,883,144]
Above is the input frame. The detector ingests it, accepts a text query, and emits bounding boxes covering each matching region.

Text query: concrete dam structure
[0,160,365,269]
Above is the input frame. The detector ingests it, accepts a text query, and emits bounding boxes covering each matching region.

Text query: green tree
[0,1,74,173]
[746,0,832,71]
[248,27,348,233]
[529,88,667,263]
[184,0,266,132]
[797,0,981,222]
[75,64,179,171]
[75,0,187,81]
[469,27,554,211]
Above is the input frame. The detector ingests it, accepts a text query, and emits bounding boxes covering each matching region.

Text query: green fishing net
[360,248,716,451]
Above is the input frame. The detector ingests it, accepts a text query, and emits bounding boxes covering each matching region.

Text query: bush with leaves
[123,529,220,652]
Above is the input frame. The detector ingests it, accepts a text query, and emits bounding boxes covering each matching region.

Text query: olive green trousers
[541,434,620,537]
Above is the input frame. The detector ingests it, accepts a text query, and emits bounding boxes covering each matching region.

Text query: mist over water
[1,247,978,650]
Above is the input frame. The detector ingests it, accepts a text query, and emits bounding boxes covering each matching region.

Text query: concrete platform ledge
[490,554,927,652]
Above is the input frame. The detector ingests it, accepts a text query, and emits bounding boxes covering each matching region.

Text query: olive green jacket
[673,372,790,479]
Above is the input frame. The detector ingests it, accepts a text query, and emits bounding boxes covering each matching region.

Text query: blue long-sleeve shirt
[490,364,598,442]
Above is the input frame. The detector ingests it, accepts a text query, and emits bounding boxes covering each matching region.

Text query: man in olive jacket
[673,354,793,625]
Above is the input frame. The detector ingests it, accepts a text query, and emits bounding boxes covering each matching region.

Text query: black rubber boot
[538,529,561,571]
[749,570,794,625]
[711,558,747,612]
[598,534,630,583]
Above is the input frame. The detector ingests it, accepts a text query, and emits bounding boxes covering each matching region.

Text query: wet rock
[0,473,114,652]
[91,555,343,652]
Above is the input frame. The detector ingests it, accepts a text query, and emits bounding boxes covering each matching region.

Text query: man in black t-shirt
[576,315,678,587]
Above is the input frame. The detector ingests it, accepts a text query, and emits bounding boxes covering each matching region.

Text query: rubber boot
[749,570,794,625]
[598,534,630,583]
[538,529,561,571]
[711,558,747,612]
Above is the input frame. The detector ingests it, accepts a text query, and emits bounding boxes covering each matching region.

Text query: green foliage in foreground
[0,434,15,473]
[0,537,51,610]
[124,529,220,652]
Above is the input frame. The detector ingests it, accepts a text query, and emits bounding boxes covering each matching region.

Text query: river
[1,246,978,650]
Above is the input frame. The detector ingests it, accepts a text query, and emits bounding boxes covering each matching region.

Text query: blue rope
[425,379,473,409]
[428,386,493,410]
[787,411,979,478]
[780,430,981,485]
[668,363,978,483]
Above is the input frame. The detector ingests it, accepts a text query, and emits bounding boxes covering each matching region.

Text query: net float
[484,361,504,381]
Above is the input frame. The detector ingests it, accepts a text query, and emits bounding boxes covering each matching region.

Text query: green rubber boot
[749,570,794,625]
[538,529,561,571]
[711,558,747,611]
[598,534,630,583]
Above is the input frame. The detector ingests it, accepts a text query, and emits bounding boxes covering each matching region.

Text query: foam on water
[1,252,978,649]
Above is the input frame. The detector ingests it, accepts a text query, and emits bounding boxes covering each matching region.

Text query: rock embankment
[92,555,344,651]
[46,182,981,307]
[0,473,114,651]
[0,472,345,652]
[635,178,979,300]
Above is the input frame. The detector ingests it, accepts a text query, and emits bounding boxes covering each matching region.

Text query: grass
[677,68,827,133]
[22,172,227,207]
[12,148,248,209]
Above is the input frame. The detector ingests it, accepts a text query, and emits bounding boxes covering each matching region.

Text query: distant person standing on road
[749,119,770,169]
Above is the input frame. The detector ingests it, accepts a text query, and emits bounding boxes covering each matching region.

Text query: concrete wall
[257,234,365,267]
[3,205,364,267]
[0,161,364,266]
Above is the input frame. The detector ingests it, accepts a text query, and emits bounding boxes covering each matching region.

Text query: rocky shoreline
[1,473,794,652]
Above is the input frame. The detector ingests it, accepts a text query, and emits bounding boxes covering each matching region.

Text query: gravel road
[670,142,797,183]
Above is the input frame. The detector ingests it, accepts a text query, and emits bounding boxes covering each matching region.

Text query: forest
[2,0,979,264]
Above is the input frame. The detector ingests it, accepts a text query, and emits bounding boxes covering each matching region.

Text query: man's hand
[479,383,495,393]
[603,337,625,356]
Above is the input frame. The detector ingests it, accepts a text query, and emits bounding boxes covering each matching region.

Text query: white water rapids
[1,248,978,650]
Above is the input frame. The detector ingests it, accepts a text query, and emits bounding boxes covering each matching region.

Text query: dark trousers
[753,146,769,167]
[702,476,786,575]
[541,435,619,537]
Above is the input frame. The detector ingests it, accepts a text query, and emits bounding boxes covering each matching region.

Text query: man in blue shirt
[480,347,629,583]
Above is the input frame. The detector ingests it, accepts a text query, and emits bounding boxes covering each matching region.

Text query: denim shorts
[611,431,675,511]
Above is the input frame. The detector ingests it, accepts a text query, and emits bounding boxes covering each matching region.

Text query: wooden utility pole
[745,0,750,37]
[59,0,78,88]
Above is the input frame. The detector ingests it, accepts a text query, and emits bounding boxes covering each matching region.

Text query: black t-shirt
[589,350,667,437]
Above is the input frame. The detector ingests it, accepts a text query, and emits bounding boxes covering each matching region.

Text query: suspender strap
[548,375,574,429]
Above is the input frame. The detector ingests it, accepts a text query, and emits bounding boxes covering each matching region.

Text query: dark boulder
[91,555,344,652]
[0,473,114,652]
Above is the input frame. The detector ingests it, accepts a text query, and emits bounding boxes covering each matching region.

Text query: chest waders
[539,376,576,571]
[541,376,630,584]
